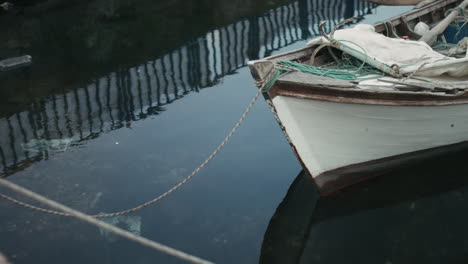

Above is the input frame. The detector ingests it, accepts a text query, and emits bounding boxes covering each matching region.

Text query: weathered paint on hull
[272,95,468,194]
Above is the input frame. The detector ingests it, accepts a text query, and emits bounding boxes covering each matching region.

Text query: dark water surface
[1,1,467,263]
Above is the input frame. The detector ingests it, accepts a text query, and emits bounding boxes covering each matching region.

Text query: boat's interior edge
[273,74,468,99]
[262,0,460,62]
[255,0,468,98]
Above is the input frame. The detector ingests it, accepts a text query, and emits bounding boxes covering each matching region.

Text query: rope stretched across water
[0,90,262,218]
[0,178,214,264]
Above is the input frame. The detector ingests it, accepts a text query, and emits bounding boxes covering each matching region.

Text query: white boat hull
[272,95,468,193]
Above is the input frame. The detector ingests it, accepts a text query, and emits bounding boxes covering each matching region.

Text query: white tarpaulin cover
[307,24,468,77]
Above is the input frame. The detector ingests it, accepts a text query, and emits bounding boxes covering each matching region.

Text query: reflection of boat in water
[260,146,468,264]
[249,0,468,195]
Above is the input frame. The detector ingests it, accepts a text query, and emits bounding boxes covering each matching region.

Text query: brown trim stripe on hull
[313,141,468,195]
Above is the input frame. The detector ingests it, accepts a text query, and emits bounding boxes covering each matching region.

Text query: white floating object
[414,22,430,36]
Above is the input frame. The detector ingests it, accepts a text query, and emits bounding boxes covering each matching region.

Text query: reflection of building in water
[0,0,377,175]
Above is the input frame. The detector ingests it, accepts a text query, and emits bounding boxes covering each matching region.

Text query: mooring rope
[0,90,262,218]
[0,178,214,264]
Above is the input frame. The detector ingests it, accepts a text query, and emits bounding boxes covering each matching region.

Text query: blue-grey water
[1,1,467,263]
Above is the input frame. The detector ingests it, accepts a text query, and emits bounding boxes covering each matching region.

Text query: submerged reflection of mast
[0,0,377,175]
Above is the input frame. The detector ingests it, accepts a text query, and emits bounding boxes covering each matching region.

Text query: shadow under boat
[260,143,468,264]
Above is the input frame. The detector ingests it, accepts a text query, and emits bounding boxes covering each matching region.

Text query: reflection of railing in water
[0,0,377,175]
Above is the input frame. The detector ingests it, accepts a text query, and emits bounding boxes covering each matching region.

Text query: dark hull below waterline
[315,141,468,195]
[260,148,468,264]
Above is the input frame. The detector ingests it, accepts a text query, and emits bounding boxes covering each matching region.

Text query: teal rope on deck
[261,66,294,92]
[280,60,358,80]
[261,59,385,92]
[444,7,468,42]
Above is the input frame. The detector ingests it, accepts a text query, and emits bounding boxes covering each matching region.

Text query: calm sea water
[1,1,467,263]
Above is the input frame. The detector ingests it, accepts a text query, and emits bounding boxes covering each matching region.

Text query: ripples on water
[1,1,466,263]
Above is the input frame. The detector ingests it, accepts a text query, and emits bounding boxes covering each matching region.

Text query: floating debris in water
[21,138,72,152]
[0,2,12,11]
[0,55,32,71]
[20,129,73,152]
[89,192,103,209]
[99,215,142,242]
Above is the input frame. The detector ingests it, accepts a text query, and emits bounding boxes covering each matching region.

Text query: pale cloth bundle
[307,24,468,77]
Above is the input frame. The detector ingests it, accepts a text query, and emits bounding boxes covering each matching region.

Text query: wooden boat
[248,0,468,195]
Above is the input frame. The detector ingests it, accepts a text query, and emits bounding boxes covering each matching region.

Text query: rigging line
[0,178,214,264]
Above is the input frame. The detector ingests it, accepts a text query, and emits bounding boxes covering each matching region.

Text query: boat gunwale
[269,81,468,106]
